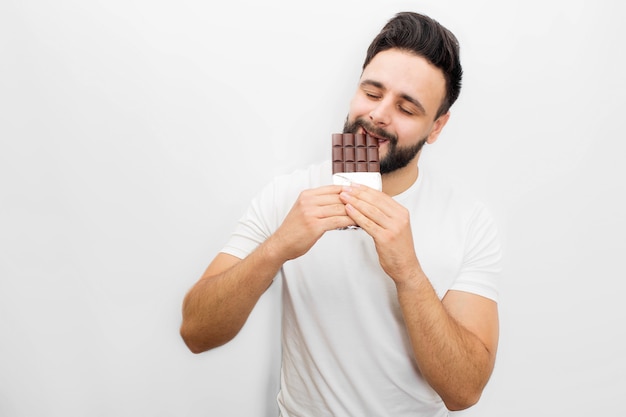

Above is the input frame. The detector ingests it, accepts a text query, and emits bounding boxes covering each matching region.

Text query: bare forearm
[337,182,498,408]
[180,237,285,353]
[396,273,495,410]
[180,185,356,353]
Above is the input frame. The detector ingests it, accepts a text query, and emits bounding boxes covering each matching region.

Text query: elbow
[442,390,482,412]
[179,321,235,354]
[180,323,208,354]
[445,399,479,412]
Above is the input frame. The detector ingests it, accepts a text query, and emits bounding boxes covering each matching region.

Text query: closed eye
[360,80,384,100]
[399,106,414,115]
[362,89,382,100]
[360,79,426,116]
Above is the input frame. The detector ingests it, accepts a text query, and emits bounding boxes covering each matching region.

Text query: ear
[426,112,451,144]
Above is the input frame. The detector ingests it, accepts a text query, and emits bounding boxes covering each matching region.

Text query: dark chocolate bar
[332,133,380,174]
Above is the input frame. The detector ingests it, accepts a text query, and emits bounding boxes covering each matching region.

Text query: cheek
[396,125,426,147]
[348,95,371,119]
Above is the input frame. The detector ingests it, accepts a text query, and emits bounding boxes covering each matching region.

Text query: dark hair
[363,12,463,118]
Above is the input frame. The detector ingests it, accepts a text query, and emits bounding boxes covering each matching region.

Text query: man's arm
[396,282,498,410]
[339,184,499,410]
[180,245,283,353]
[180,185,354,353]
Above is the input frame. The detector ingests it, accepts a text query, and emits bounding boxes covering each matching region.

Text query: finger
[339,189,389,228]
[295,192,343,216]
[341,184,397,217]
[307,184,345,196]
[318,203,349,219]
[344,201,382,234]
[321,214,358,231]
[298,186,346,207]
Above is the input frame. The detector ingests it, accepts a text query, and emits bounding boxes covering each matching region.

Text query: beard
[343,117,427,175]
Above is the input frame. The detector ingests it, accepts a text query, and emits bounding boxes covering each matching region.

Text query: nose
[369,100,392,126]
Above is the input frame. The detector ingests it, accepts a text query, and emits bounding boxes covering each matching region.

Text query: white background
[1,0,624,416]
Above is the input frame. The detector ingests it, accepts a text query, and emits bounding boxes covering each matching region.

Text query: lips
[351,119,394,147]
[363,129,388,146]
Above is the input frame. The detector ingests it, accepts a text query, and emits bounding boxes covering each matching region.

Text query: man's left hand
[339,183,421,288]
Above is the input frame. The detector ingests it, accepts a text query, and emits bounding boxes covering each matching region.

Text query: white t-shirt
[222,160,502,417]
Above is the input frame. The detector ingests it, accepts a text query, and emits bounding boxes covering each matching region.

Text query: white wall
[1,0,624,416]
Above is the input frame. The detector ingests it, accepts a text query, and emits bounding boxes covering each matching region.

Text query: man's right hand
[180,184,354,353]
[268,185,355,262]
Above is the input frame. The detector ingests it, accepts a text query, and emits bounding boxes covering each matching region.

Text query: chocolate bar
[332,133,382,191]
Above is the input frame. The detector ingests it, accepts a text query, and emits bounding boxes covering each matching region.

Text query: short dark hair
[363,12,463,119]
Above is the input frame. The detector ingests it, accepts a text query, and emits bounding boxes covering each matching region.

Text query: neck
[381,161,420,196]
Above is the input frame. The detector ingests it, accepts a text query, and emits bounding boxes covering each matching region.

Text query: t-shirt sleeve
[219,163,327,260]
[450,202,503,302]
[221,181,278,260]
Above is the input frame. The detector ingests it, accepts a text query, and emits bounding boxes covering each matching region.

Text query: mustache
[343,117,397,144]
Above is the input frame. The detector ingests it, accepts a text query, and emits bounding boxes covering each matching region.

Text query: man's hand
[271,185,356,262]
[339,183,420,287]
[339,183,499,410]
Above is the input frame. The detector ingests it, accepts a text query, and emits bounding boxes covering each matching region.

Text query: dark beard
[343,117,427,174]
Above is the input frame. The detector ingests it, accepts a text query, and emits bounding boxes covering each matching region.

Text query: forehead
[361,49,446,116]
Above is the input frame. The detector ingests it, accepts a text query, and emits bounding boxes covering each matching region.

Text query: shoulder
[407,167,487,219]
[410,167,502,258]
[251,160,331,209]
[268,160,332,196]
[413,168,503,301]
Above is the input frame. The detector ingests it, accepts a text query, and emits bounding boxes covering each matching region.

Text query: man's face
[344,48,449,175]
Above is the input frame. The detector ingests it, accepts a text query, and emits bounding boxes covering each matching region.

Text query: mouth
[362,128,389,147]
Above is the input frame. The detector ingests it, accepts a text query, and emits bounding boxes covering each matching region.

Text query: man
[180,11,502,416]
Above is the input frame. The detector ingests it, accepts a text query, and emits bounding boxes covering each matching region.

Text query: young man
[180,12,502,416]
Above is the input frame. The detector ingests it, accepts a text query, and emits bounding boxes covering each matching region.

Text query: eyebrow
[360,79,427,115]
